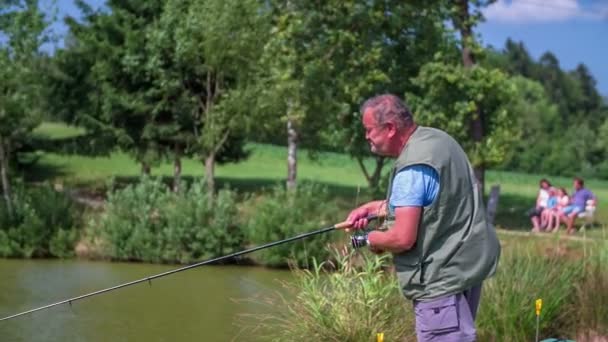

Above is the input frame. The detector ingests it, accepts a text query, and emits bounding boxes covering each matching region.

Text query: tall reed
[247,248,414,342]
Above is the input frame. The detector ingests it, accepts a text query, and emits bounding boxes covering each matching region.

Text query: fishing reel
[350,214,385,249]
[351,233,369,249]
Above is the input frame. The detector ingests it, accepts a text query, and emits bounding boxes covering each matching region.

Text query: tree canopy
[7,0,608,199]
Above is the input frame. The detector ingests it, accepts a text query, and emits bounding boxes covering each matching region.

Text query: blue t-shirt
[546,196,558,209]
[389,164,440,215]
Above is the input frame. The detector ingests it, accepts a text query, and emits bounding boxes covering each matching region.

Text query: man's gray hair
[360,94,413,128]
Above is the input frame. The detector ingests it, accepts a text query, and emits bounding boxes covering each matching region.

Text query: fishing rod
[0,214,378,322]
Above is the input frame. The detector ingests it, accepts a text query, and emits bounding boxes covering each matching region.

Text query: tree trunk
[141,162,151,175]
[454,0,485,194]
[356,156,385,191]
[173,156,181,193]
[286,118,297,190]
[0,136,13,219]
[205,153,215,195]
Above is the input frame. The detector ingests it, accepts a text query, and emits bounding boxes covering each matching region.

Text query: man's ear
[386,122,397,138]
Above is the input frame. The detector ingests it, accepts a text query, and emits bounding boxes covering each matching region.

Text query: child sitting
[540,188,558,231]
[551,188,570,232]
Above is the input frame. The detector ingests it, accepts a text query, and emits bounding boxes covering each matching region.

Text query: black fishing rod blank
[0,215,377,322]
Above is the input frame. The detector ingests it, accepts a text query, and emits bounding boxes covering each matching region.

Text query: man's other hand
[346,207,371,231]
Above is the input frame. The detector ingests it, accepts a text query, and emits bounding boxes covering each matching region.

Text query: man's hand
[346,206,371,231]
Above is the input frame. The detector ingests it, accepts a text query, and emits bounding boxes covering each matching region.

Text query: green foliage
[49,228,79,258]
[476,242,581,341]
[255,0,454,190]
[408,62,520,168]
[484,40,608,178]
[0,0,49,213]
[0,182,81,258]
[243,182,340,268]
[500,76,561,172]
[47,0,265,182]
[573,242,608,337]
[90,176,242,263]
[249,250,412,342]
[145,0,266,165]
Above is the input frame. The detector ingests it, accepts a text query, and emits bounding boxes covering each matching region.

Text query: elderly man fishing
[343,94,500,342]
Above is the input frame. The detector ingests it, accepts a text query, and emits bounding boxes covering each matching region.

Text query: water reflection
[0,259,292,342]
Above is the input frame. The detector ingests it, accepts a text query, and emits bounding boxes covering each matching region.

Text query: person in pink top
[550,188,569,232]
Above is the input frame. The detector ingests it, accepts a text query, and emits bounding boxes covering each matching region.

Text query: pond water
[0,259,292,342]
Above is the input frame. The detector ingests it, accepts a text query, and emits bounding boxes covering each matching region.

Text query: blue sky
[479,0,608,94]
[43,0,608,95]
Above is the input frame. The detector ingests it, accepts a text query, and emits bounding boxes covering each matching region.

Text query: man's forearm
[366,206,420,254]
[368,229,412,254]
[363,200,387,215]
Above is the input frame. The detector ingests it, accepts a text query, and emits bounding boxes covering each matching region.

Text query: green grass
[244,237,608,342]
[241,250,414,342]
[25,122,608,230]
[30,145,375,187]
[31,122,86,140]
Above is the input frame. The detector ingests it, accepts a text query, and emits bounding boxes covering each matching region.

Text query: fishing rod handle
[334,213,380,230]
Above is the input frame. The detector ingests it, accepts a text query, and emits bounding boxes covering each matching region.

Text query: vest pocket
[414,295,459,333]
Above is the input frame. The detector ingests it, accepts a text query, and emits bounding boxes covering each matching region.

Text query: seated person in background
[550,188,569,232]
[540,187,558,231]
[557,177,597,234]
[528,179,551,232]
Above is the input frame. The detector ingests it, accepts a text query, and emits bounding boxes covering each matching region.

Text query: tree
[499,76,560,173]
[502,39,535,78]
[259,0,454,191]
[483,40,608,178]
[451,0,496,191]
[408,62,520,180]
[571,63,607,129]
[49,0,168,176]
[0,0,48,217]
[147,0,267,192]
[318,0,455,192]
[50,0,263,193]
[258,0,324,189]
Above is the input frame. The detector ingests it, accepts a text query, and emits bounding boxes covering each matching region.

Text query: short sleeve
[389,164,440,208]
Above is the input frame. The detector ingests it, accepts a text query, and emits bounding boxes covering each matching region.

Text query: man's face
[362,109,391,155]
[574,180,582,190]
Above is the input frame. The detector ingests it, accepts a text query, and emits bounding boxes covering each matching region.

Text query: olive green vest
[385,126,500,301]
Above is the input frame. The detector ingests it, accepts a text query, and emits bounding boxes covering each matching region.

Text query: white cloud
[483,0,605,23]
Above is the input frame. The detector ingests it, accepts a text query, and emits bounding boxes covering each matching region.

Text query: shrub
[245,249,413,342]
[90,177,242,264]
[476,241,582,341]
[572,241,608,339]
[49,228,79,258]
[243,182,341,268]
[0,181,81,258]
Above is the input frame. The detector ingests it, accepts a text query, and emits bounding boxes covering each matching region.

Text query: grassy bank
[12,122,608,341]
[243,237,608,342]
[24,123,608,230]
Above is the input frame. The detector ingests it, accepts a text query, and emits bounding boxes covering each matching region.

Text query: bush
[245,249,413,342]
[0,181,81,258]
[476,242,582,341]
[90,176,242,263]
[573,242,608,338]
[242,236,608,342]
[243,182,341,268]
[49,228,79,258]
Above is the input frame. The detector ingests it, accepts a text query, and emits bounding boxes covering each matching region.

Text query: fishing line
[0,215,377,322]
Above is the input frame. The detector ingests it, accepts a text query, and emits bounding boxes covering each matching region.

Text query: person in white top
[528,179,551,232]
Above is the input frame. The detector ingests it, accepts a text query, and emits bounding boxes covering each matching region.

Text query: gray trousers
[413,284,483,342]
